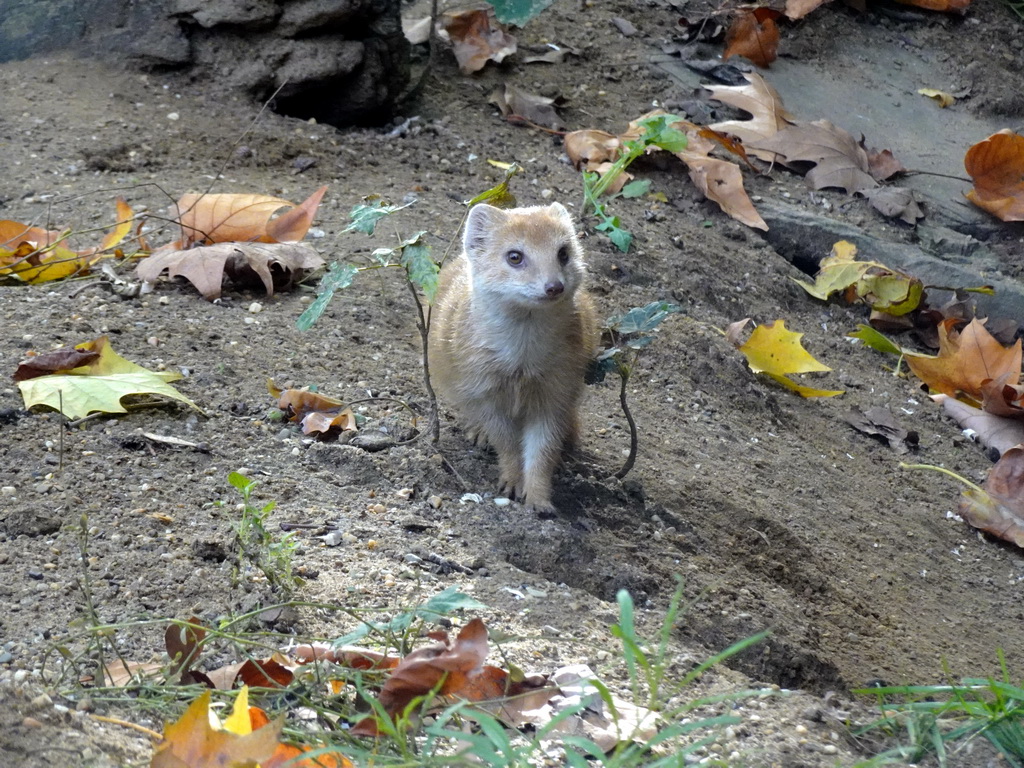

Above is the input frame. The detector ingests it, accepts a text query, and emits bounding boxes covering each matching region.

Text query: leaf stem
[899,462,985,494]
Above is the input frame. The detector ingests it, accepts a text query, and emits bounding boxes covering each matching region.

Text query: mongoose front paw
[524,498,557,516]
[465,425,491,448]
[498,474,523,500]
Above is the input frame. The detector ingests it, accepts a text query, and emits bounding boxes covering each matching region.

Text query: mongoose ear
[464,204,507,257]
[547,201,575,226]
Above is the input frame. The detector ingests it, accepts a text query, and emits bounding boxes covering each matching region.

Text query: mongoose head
[463,202,585,307]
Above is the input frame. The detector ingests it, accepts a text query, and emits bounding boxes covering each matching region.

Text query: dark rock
[0,0,409,126]
[0,508,62,537]
[757,199,1024,334]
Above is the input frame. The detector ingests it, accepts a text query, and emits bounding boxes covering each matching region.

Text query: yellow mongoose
[429,202,598,514]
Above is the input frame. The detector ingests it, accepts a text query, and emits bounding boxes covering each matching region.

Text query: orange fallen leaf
[964,131,1024,222]
[173,186,327,247]
[247,707,353,768]
[150,689,282,768]
[905,318,1022,406]
[723,9,780,68]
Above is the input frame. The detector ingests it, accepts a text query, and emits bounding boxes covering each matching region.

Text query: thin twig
[613,370,638,480]
[405,280,440,443]
[89,714,163,741]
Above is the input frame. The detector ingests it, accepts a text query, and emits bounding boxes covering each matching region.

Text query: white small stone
[167,112,180,121]
[248,302,263,314]
[396,487,414,500]
[158,296,171,305]
[493,497,512,507]
[540,188,553,199]
[323,531,344,547]
[1,487,15,496]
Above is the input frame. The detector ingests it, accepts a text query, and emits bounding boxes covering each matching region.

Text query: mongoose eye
[557,245,570,265]
[506,250,525,266]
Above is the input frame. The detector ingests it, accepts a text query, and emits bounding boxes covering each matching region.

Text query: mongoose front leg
[465,401,523,499]
[520,417,562,514]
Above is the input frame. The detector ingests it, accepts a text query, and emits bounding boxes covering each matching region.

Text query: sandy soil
[1,1,1023,765]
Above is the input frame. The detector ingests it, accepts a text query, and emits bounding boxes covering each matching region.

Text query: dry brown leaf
[706,73,795,162]
[275,388,358,437]
[863,144,906,181]
[13,346,101,382]
[723,9,780,68]
[958,445,1024,548]
[137,242,324,301]
[785,0,832,19]
[103,659,166,687]
[937,395,1024,455]
[755,119,878,193]
[905,318,1022,406]
[860,187,924,224]
[173,186,327,247]
[441,8,516,74]
[678,129,768,230]
[564,130,622,171]
[489,84,564,130]
[965,130,1024,222]
[980,374,1024,418]
[353,618,502,736]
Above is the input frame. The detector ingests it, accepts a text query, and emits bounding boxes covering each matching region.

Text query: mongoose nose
[545,280,564,297]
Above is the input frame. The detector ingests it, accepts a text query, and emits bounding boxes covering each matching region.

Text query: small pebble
[428,495,442,509]
[493,497,511,507]
[396,488,413,500]
[167,112,180,121]
[249,302,263,314]
[323,531,344,547]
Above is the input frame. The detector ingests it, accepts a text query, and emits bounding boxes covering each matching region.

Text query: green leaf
[609,301,681,335]
[416,585,487,617]
[16,337,201,419]
[227,472,252,492]
[636,114,689,153]
[620,179,652,199]
[296,262,358,331]
[19,371,199,420]
[626,335,654,350]
[585,349,620,385]
[371,247,396,266]
[485,0,554,26]
[400,238,440,303]
[848,324,904,356]
[330,587,486,647]
[343,200,408,235]
[466,162,523,209]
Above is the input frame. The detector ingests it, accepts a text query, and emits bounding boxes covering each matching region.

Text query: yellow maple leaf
[734,319,844,398]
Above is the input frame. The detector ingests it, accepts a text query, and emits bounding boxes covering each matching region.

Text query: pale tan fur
[428,202,598,514]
